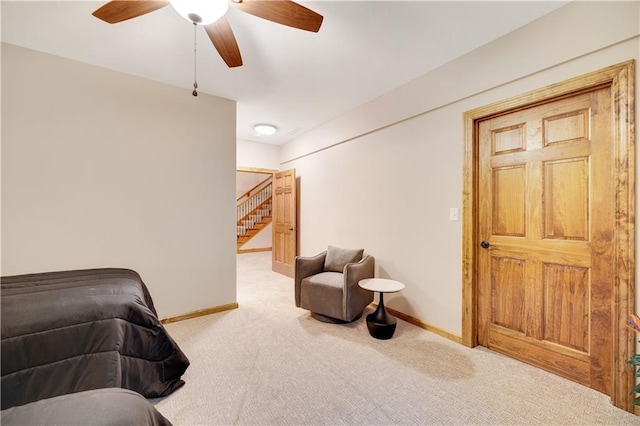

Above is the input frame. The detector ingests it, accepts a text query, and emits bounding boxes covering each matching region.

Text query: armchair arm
[343,255,375,320]
[344,255,375,287]
[294,251,326,307]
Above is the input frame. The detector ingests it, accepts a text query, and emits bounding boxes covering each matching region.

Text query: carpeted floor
[152,252,640,425]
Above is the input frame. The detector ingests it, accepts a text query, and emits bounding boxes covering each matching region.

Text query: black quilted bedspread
[1,268,189,409]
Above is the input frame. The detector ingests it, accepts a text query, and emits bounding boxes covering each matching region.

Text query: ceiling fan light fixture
[170,0,229,25]
[254,124,278,136]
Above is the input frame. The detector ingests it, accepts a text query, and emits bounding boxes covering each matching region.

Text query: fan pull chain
[192,22,198,97]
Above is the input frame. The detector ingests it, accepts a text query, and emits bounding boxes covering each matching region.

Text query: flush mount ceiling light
[170,0,228,25]
[254,124,278,136]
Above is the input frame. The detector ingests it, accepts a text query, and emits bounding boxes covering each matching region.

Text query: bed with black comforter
[1,268,190,410]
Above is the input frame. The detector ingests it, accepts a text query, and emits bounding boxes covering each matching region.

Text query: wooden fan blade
[232,0,323,33]
[92,0,169,24]
[204,17,243,68]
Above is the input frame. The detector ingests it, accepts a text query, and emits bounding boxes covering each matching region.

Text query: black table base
[366,292,397,340]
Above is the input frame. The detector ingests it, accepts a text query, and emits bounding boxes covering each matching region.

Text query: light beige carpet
[152,252,639,425]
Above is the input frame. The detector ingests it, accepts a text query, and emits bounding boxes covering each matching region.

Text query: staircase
[237,177,272,251]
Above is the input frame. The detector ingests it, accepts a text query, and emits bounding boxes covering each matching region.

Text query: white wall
[1,43,238,319]
[281,1,640,336]
[240,223,273,251]
[237,139,281,170]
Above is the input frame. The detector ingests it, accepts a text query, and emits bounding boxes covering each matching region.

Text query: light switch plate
[449,207,459,221]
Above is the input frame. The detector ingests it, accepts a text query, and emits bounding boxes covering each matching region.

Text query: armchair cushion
[323,246,364,272]
[300,272,345,321]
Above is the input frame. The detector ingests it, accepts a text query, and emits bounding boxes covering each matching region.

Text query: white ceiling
[1,0,568,145]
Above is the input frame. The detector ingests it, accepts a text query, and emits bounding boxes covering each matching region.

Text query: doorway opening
[236,167,277,254]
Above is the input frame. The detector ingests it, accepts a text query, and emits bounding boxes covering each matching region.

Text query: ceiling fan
[92,0,324,68]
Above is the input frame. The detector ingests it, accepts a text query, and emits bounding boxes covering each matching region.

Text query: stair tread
[237,189,272,249]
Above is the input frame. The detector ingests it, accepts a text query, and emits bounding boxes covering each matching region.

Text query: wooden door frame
[236,167,278,175]
[461,61,636,411]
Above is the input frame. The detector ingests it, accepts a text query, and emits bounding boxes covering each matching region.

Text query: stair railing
[237,175,272,205]
[237,177,272,238]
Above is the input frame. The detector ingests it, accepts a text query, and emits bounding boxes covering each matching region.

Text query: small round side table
[358,278,405,340]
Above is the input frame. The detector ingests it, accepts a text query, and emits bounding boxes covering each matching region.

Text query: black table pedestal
[366,292,397,340]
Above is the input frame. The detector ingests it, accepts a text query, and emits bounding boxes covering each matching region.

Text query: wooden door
[477,87,613,394]
[272,168,297,277]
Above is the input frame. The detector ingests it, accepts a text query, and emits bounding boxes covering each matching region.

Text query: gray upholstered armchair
[295,246,375,323]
